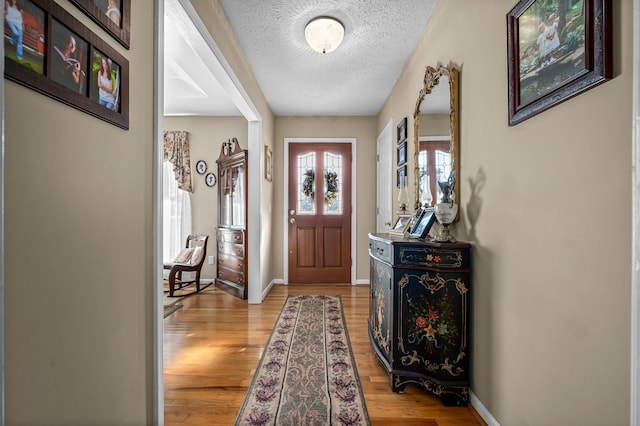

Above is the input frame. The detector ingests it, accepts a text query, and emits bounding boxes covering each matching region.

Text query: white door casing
[377,119,394,232]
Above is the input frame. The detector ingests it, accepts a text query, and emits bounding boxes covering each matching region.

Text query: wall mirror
[413,65,459,215]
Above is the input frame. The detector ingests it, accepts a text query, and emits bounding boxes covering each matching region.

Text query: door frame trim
[283,138,357,285]
[376,119,393,233]
[632,1,640,424]
[155,0,263,422]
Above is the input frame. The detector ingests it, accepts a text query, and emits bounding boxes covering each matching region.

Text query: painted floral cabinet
[368,233,471,406]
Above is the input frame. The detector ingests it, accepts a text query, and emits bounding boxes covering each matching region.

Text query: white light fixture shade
[304,16,344,54]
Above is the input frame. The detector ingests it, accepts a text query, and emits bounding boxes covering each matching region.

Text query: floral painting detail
[398,247,464,268]
[405,289,458,354]
[371,290,390,355]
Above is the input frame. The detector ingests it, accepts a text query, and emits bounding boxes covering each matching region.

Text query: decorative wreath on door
[302,169,339,204]
[324,170,338,204]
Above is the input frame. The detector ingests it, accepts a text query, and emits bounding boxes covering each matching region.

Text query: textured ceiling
[164,0,440,117]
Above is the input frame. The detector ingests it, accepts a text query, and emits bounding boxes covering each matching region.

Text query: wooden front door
[288,142,352,283]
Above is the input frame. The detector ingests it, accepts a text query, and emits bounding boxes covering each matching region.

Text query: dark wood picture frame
[409,208,436,239]
[396,164,407,188]
[397,139,407,166]
[506,0,612,126]
[69,0,130,49]
[4,0,129,129]
[397,117,407,143]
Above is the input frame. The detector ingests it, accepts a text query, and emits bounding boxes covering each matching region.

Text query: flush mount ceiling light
[304,16,344,54]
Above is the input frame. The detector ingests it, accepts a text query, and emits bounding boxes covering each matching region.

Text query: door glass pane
[324,152,343,215]
[435,150,452,202]
[221,162,245,228]
[221,171,231,226]
[297,152,316,215]
[418,150,429,204]
[232,163,245,227]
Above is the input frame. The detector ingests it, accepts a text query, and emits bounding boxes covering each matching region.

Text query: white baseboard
[261,279,276,301]
[355,279,369,285]
[470,391,500,426]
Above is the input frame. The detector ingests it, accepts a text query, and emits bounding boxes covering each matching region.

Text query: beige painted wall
[4,0,154,423]
[419,113,449,136]
[164,116,247,280]
[381,1,632,424]
[272,116,378,282]
[4,0,633,423]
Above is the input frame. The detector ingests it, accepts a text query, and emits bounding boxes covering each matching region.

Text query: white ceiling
[164,0,440,117]
[164,0,241,116]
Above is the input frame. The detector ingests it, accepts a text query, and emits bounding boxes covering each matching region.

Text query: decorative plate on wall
[196,160,207,175]
[205,173,217,187]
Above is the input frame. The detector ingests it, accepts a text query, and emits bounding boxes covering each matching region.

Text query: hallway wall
[4,0,155,423]
[381,1,633,424]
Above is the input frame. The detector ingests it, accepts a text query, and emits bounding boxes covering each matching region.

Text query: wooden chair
[164,234,211,297]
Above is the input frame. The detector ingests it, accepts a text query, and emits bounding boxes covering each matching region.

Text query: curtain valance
[163,130,193,193]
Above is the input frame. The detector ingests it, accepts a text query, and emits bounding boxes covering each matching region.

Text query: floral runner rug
[235,295,370,425]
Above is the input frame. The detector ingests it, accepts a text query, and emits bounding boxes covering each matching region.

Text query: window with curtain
[163,161,192,264]
[163,130,193,264]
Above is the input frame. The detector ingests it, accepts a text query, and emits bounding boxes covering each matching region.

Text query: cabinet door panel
[395,270,469,381]
[369,258,392,361]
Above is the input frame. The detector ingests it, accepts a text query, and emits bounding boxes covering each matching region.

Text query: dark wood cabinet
[368,233,471,406]
[215,138,248,299]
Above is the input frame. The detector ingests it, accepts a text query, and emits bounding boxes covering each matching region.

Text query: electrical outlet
[208,255,215,264]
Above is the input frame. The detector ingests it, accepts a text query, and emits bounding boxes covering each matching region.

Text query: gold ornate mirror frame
[412,65,459,215]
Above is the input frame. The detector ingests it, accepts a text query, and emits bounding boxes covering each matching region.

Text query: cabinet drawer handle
[376,247,384,255]
[234,235,241,241]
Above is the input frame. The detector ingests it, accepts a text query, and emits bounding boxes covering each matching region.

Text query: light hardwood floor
[163,284,486,425]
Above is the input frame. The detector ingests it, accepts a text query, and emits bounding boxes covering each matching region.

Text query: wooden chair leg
[169,268,179,297]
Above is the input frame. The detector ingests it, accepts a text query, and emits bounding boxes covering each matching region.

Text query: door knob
[289,209,295,215]
[289,218,296,223]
